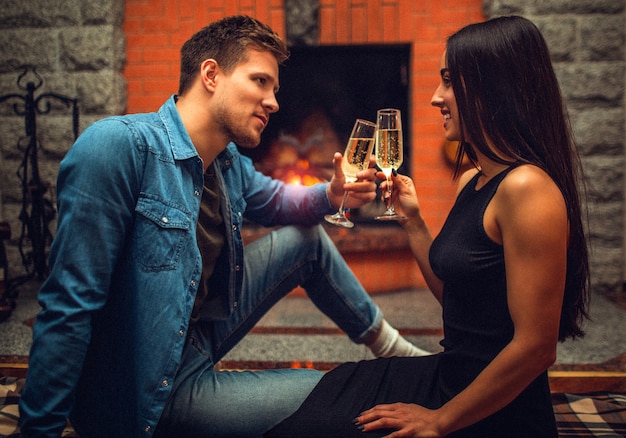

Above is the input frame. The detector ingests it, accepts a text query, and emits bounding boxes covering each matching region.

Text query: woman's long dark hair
[446,16,590,341]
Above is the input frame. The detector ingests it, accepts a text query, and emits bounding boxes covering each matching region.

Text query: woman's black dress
[266,168,558,437]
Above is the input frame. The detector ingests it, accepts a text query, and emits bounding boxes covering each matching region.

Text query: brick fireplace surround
[124,0,485,293]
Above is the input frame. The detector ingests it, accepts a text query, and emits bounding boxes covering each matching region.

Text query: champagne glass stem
[338,190,350,215]
[324,189,355,228]
[384,174,393,211]
[375,169,405,220]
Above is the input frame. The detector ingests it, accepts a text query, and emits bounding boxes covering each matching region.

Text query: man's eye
[256,77,267,85]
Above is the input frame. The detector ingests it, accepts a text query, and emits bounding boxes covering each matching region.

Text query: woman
[266,15,589,437]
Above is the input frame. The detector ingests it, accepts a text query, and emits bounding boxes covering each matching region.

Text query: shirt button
[233,301,238,307]
[232,225,237,231]
[179,330,184,337]
[162,217,169,224]
[190,280,196,287]
[194,189,200,196]
[235,265,241,271]
[162,380,169,387]
[145,425,151,432]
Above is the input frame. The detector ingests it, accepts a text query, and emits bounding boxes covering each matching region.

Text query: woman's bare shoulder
[502,165,559,195]
[498,164,565,216]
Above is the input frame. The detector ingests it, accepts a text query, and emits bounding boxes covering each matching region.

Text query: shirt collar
[158,94,199,161]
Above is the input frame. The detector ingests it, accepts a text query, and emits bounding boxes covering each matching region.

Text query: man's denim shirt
[19,95,334,437]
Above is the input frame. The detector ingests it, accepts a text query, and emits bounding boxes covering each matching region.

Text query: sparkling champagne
[376,129,403,174]
[342,137,375,181]
[325,118,376,229]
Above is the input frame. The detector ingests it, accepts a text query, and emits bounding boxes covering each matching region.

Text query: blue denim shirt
[19,95,335,437]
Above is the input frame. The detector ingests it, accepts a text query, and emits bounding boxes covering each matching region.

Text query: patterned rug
[2,375,624,437]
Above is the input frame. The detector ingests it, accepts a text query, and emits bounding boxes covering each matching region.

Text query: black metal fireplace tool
[0,66,79,321]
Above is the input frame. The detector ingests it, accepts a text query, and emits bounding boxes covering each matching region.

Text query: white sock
[368,320,432,358]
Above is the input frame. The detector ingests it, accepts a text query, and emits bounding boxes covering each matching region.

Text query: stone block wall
[0,0,126,278]
[484,0,626,294]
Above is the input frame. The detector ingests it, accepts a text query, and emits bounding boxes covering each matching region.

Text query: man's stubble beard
[217,105,262,149]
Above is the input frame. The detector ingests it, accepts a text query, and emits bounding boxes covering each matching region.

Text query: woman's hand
[376,171,421,220]
[355,403,444,437]
[327,153,378,209]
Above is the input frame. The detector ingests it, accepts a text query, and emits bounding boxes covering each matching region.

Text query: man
[19,15,428,437]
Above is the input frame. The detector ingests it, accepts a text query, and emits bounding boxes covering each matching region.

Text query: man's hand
[326,152,377,210]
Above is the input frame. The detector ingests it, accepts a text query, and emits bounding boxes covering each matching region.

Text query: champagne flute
[375,108,406,220]
[324,119,377,228]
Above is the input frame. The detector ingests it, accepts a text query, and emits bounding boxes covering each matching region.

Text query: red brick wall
[123,0,484,290]
[124,0,284,111]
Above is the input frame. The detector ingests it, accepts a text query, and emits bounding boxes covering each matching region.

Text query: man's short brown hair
[178,15,289,95]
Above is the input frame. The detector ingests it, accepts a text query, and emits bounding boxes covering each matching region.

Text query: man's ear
[200,59,219,92]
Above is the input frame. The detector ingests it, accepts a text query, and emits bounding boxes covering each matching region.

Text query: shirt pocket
[133,195,192,271]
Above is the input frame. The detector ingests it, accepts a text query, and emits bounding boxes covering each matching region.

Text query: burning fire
[290,360,315,369]
[258,116,339,186]
[280,159,327,186]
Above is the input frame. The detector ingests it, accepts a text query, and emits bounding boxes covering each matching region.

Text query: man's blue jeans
[154,225,383,437]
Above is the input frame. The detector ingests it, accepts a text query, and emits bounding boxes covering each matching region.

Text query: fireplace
[242,44,411,223]
[239,43,421,293]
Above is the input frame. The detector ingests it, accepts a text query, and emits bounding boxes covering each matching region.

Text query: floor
[1,279,625,392]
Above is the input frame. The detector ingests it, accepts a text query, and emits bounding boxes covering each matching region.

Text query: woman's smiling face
[431,51,461,142]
